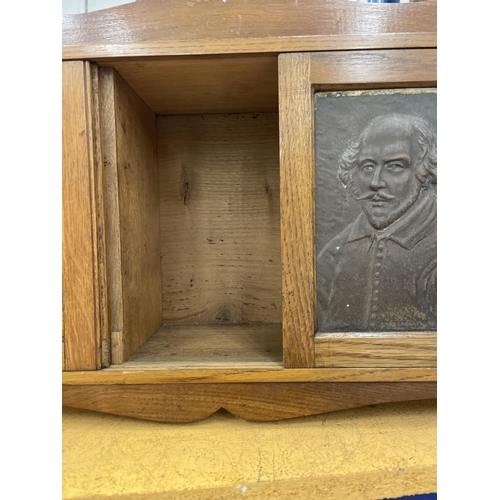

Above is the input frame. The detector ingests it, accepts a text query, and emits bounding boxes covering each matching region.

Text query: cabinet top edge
[63,0,436,60]
[63,33,437,61]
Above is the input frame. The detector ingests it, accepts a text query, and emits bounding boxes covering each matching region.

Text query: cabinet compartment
[98,63,282,368]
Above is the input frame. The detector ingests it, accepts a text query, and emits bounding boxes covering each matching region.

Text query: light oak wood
[62,61,101,370]
[86,64,105,371]
[62,302,66,371]
[100,55,278,115]
[63,367,436,385]
[112,324,283,369]
[62,0,436,60]
[157,113,281,324]
[63,382,436,422]
[279,53,315,368]
[315,332,437,368]
[99,68,123,356]
[99,69,163,364]
[63,34,437,61]
[62,3,438,422]
[91,27,435,119]
[90,64,111,368]
[310,49,437,88]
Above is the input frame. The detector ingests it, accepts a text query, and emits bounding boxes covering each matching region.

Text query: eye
[385,162,405,172]
[360,163,375,172]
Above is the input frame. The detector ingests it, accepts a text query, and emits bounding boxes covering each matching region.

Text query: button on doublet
[368,238,387,329]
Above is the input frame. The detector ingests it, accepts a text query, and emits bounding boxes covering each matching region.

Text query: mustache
[354,192,396,202]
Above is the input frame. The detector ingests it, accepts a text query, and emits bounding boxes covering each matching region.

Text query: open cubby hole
[99,56,282,369]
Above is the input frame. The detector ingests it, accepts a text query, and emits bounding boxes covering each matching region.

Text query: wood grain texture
[315,332,437,368]
[62,302,66,371]
[62,0,436,59]
[63,34,437,61]
[100,55,278,115]
[157,114,281,324]
[63,367,437,385]
[112,324,282,368]
[62,61,99,370]
[279,53,315,368]
[99,68,123,354]
[90,64,111,368]
[99,69,163,364]
[310,49,437,87]
[63,382,436,422]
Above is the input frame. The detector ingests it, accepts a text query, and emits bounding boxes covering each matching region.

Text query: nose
[370,165,386,191]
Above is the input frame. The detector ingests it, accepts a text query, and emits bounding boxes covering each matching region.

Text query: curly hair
[338,114,437,190]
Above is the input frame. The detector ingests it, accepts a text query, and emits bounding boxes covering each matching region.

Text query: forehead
[359,120,416,160]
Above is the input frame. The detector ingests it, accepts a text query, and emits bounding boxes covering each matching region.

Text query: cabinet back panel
[157,113,281,324]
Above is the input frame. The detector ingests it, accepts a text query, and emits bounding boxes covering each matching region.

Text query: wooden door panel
[62,61,106,370]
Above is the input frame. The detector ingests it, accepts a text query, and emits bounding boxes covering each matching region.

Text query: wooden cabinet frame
[62,1,437,423]
[62,61,109,371]
[279,49,437,370]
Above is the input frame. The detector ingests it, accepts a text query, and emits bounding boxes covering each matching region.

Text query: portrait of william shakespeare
[316,113,437,332]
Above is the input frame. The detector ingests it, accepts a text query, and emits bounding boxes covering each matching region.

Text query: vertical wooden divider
[90,64,111,368]
[99,68,124,363]
[100,68,163,365]
[279,53,316,368]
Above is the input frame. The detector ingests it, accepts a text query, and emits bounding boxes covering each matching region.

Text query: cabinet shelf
[105,323,283,371]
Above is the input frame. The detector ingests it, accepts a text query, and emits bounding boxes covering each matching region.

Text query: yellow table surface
[62,399,436,500]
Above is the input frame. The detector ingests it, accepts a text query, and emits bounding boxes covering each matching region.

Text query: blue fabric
[384,494,437,500]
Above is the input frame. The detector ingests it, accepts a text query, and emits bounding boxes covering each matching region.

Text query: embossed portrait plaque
[315,89,437,333]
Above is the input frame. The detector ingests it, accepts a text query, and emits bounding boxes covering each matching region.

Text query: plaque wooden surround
[62,0,437,422]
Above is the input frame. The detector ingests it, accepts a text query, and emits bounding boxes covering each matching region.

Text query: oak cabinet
[62,0,437,422]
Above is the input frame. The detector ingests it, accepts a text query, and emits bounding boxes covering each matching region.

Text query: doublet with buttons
[316,189,437,332]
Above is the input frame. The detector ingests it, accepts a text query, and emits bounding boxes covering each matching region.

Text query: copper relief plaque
[315,89,437,333]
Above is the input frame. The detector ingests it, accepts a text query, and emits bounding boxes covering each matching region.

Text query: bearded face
[349,117,424,230]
